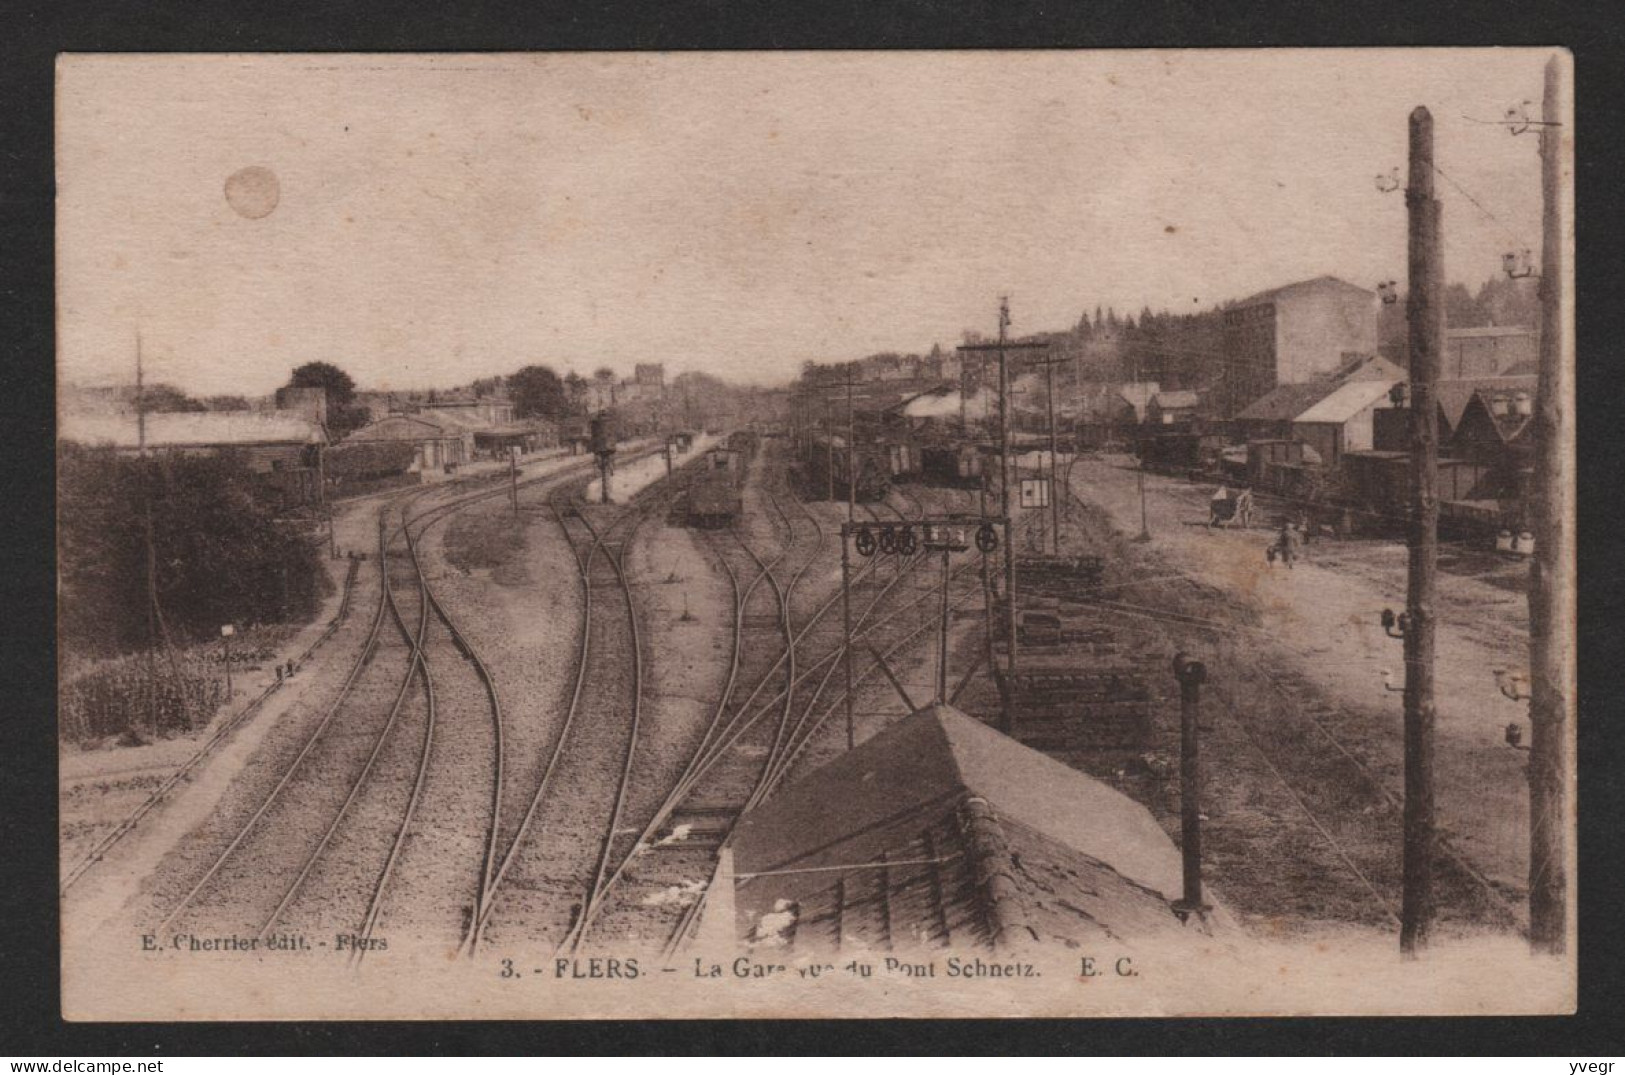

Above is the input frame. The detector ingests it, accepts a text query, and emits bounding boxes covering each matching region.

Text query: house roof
[1151,390,1200,410]
[729,705,1211,953]
[1446,325,1537,339]
[1233,275,1374,309]
[1456,390,1534,444]
[59,411,324,448]
[1435,375,1537,432]
[1235,381,1341,423]
[1116,381,1160,420]
[348,414,464,440]
[1294,379,1396,425]
[1236,354,1405,423]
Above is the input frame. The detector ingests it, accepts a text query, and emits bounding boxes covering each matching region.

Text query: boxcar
[686,447,744,527]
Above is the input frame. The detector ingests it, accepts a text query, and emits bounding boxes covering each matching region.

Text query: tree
[508,364,568,420]
[287,361,366,436]
[563,371,588,415]
[1444,282,1483,329]
[204,395,251,411]
[58,444,328,658]
[288,362,356,406]
[139,383,206,413]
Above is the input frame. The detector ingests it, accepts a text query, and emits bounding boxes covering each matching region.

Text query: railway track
[142,454,640,955]
[470,481,656,951]
[557,447,819,949]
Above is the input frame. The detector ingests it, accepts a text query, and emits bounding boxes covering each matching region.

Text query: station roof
[1293,379,1395,425]
[59,411,325,448]
[729,704,1215,952]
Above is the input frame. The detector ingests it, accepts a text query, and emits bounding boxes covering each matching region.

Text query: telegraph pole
[510,448,520,517]
[1401,105,1442,956]
[319,444,336,557]
[1031,350,1070,553]
[846,363,857,522]
[137,335,159,740]
[1526,54,1570,955]
[1132,349,1151,542]
[959,299,1049,707]
[824,392,835,502]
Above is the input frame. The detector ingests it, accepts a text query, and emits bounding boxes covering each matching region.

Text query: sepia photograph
[54,49,1575,1021]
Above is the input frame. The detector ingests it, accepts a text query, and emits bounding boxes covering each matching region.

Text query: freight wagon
[920,444,986,489]
[798,434,890,502]
[685,447,745,527]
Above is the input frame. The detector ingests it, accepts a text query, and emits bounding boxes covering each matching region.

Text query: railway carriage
[685,446,745,527]
[799,433,890,502]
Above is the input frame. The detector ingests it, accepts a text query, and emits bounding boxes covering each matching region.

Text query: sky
[56,50,1560,397]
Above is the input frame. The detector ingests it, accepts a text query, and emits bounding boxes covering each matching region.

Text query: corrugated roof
[1293,379,1396,425]
[730,705,1205,952]
[59,411,323,448]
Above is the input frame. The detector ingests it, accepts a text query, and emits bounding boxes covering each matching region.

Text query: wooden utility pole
[1401,105,1443,956]
[959,299,1049,716]
[137,336,160,740]
[319,444,336,557]
[824,393,835,502]
[510,448,520,517]
[1173,653,1210,921]
[1526,54,1570,955]
[819,366,865,521]
[1132,349,1151,542]
[846,363,857,522]
[842,527,855,750]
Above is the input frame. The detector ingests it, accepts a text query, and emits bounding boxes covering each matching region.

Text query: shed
[1146,390,1201,427]
[1290,378,1398,466]
[346,414,472,472]
[58,412,325,473]
[726,704,1226,954]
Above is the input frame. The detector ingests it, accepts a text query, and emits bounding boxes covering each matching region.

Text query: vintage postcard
[56,50,1575,1020]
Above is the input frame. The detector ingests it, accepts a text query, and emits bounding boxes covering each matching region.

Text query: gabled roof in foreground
[729,705,1216,953]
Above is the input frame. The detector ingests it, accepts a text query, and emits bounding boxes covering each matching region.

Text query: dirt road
[1065,455,1533,918]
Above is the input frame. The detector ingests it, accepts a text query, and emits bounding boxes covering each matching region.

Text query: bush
[60,652,227,743]
[327,439,416,480]
[58,444,330,659]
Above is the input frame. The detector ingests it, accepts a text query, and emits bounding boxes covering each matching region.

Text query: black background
[2,0,1622,1056]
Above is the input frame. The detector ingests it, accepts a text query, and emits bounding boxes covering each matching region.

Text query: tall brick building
[1219,276,1378,417]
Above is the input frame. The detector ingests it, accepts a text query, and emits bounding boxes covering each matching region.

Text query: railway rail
[140,451,654,953]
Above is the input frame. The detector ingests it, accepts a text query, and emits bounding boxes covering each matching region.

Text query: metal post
[223,629,233,699]
[1401,105,1442,956]
[1527,54,1569,955]
[842,526,855,750]
[510,449,519,518]
[937,545,952,703]
[1043,351,1062,553]
[319,445,336,558]
[998,312,1019,684]
[1173,653,1209,919]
